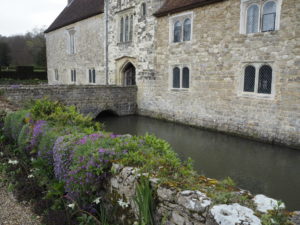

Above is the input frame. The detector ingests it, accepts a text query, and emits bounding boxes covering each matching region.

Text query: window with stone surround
[88,68,96,84]
[172,66,190,89]
[119,12,134,43]
[141,3,146,17]
[71,69,76,83]
[241,64,274,96]
[240,0,282,34]
[67,28,76,54]
[170,12,193,43]
[54,69,59,81]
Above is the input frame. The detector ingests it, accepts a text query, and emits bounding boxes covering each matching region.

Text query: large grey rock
[253,194,285,213]
[207,203,261,225]
[177,190,211,214]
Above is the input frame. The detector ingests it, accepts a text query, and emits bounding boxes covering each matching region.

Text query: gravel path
[0,177,42,225]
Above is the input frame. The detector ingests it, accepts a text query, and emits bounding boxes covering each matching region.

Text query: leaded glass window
[262,1,276,32]
[174,21,182,43]
[182,67,190,88]
[125,16,129,42]
[183,19,191,41]
[246,4,259,34]
[129,15,133,41]
[120,17,124,42]
[258,65,272,94]
[173,67,180,88]
[244,66,255,92]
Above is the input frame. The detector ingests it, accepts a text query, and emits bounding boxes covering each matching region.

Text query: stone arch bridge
[0,85,137,117]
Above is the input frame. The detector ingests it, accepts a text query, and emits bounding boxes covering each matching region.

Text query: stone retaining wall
[0,85,137,117]
[109,164,299,225]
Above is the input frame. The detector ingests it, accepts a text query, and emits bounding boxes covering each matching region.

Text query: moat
[99,115,300,211]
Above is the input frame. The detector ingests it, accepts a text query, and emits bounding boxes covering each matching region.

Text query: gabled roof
[45,0,104,33]
[154,0,225,17]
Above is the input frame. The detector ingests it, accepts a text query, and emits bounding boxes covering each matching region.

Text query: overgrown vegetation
[0,99,293,225]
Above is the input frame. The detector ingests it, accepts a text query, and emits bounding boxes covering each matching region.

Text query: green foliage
[134,176,155,225]
[0,78,46,85]
[77,213,98,225]
[17,124,31,152]
[29,98,103,132]
[3,110,28,142]
[261,202,292,225]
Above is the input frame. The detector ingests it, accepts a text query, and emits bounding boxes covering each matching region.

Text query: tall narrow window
[68,30,75,54]
[89,69,96,84]
[262,1,276,32]
[182,67,190,88]
[118,0,121,8]
[183,19,191,41]
[129,15,133,41]
[244,66,255,92]
[71,69,76,82]
[258,65,272,94]
[174,21,182,43]
[173,67,180,88]
[120,17,124,42]
[125,16,129,42]
[54,69,59,81]
[246,5,259,34]
[141,3,146,16]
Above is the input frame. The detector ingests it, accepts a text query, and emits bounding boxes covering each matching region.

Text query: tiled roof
[45,0,104,33]
[154,0,225,17]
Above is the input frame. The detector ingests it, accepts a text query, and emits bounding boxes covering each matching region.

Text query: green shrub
[3,110,29,142]
[17,123,32,152]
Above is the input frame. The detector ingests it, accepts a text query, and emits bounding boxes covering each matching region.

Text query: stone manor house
[45,0,300,148]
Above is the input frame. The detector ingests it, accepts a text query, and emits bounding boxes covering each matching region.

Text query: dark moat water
[98,115,300,210]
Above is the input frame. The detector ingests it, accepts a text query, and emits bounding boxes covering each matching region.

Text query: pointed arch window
[172,66,190,89]
[242,64,273,96]
[173,67,180,88]
[182,67,190,88]
[258,65,272,94]
[183,19,191,41]
[174,21,182,43]
[262,1,276,32]
[244,66,256,92]
[246,4,259,34]
[242,0,280,34]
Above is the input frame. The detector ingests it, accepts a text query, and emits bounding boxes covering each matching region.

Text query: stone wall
[109,164,295,225]
[46,14,106,85]
[0,85,137,117]
[138,0,300,149]
[106,0,163,86]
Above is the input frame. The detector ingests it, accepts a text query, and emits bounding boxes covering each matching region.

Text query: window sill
[170,88,189,92]
[238,92,275,100]
[240,30,279,37]
[117,41,133,46]
[170,40,192,45]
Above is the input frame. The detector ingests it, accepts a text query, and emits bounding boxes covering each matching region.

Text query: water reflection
[99,115,300,210]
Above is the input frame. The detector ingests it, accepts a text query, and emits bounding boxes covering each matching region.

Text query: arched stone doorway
[122,62,136,86]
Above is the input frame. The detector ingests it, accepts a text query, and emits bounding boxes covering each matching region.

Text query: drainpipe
[105,0,109,85]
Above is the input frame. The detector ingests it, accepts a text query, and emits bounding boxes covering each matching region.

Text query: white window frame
[169,65,191,91]
[238,62,275,99]
[240,0,282,34]
[88,68,96,84]
[169,12,193,44]
[67,28,76,54]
